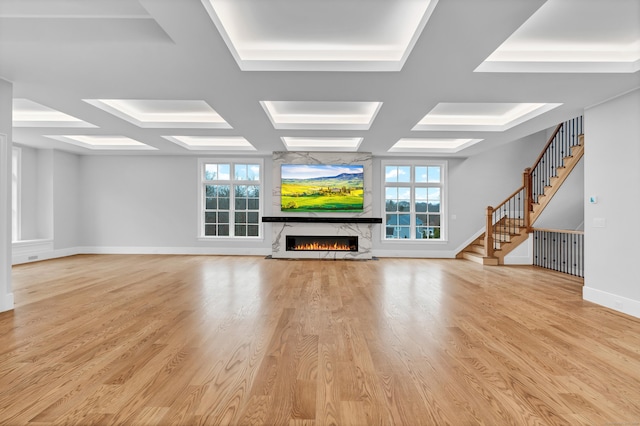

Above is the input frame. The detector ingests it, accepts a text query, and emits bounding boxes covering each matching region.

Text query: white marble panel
[270,152,375,259]
[271,222,373,260]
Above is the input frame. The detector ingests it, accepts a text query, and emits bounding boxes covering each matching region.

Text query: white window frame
[198,158,264,240]
[11,146,21,242]
[381,159,447,242]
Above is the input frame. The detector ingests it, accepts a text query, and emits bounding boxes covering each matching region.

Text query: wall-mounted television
[281,164,364,212]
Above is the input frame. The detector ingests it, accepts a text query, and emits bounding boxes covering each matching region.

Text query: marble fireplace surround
[269,152,380,260]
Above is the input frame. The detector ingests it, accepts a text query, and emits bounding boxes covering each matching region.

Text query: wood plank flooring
[1,254,639,425]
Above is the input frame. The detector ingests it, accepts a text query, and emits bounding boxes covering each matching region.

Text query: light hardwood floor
[1,255,639,425]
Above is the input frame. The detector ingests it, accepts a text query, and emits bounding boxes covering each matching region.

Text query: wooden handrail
[493,185,525,214]
[531,123,562,172]
[532,227,584,235]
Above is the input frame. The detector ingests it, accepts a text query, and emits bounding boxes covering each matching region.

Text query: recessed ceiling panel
[202,0,439,71]
[85,99,232,129]
[413,102,562,131]
[477,0,640,73]
[389,138,482,154]
[44,135,156,150]
[281,137,363,152]
[163,136,256,151]
[261,101,382,130]
[12,99,96,128]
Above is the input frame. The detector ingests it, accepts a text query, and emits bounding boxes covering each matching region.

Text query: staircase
[458,116,584,265]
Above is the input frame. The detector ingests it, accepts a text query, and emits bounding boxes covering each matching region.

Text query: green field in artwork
[280,165,364,212]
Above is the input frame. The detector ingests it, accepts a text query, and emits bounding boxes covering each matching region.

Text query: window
[11,147,20,242]
[383,161,445,240]
[200,160,262,238]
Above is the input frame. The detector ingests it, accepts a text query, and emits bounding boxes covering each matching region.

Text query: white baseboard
[372,249,456,258]
[80,246,272,256]
[12,239,55,264]
[0,292,14,312]
[583,287,640,319]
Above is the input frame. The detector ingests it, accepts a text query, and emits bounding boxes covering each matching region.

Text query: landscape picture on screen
[281,164,364,212]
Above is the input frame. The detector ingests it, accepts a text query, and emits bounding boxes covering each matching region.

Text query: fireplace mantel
[262,216,382,224]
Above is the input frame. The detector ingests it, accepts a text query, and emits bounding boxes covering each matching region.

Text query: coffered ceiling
[1,0,638,157]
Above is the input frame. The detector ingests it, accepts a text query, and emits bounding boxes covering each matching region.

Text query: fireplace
[286,235,358,252]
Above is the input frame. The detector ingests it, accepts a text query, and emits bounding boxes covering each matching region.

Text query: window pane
[416,227,428,239]
[247,165,260,181]
[235,185,247,197]
[415,201,427,212]
[415,187,427,200]
[385,187,397,199]
[206,185,216,197]
[398,189,410,212]
[428,202,440,213]
[428,166,441,183]
[428,215,441,226]
[218,225,229,236]
[415,166,428,183]
[218,212,229,223]
[235,212,246,223]
[248,225,259,236]
[205,164,217,180]
[427,187,440,201]
[416,214,427,226]
[235,225,247,236]
[247,185,260,197]
[385,166,398,183]
[247,212,259,224]
[398,187,410,200]
[219,198,230,210]
[205,212,217,223]
[205,198,217,209]
[235,198,247,210]
[397,166,411,182]
[218,164,230,180]
[247,199,259,210]
[235,164,247,180]
[385,200,397,212]
[205,225,216,236]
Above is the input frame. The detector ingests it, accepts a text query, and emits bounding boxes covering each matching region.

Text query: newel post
[484,206,494,258]
[523,167,532,232]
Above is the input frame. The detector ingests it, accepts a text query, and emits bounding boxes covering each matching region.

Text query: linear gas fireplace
[286,235,358,252]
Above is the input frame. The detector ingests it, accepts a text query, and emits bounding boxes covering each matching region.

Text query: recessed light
[261,101,382,130]
[281,137,363,151]
[84,99,231,128]
[163,136,255,150]
[12,99,95,128]
[202,0,439,71]
[413,102,561,131]
[476,0,640,73]
[389,138,482,153]
[44,135,156,150]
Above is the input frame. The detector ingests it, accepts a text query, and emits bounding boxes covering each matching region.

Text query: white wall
[535,158,584,231]
[372,131,548,257]
[584,88,640,318]
[53,150,80,250]
[0,78,14,312]
[11,127,563,263]
[18,146,40,240]
[79,155,272,254]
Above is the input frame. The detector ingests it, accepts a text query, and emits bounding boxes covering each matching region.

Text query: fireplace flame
[294,241,352,251]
